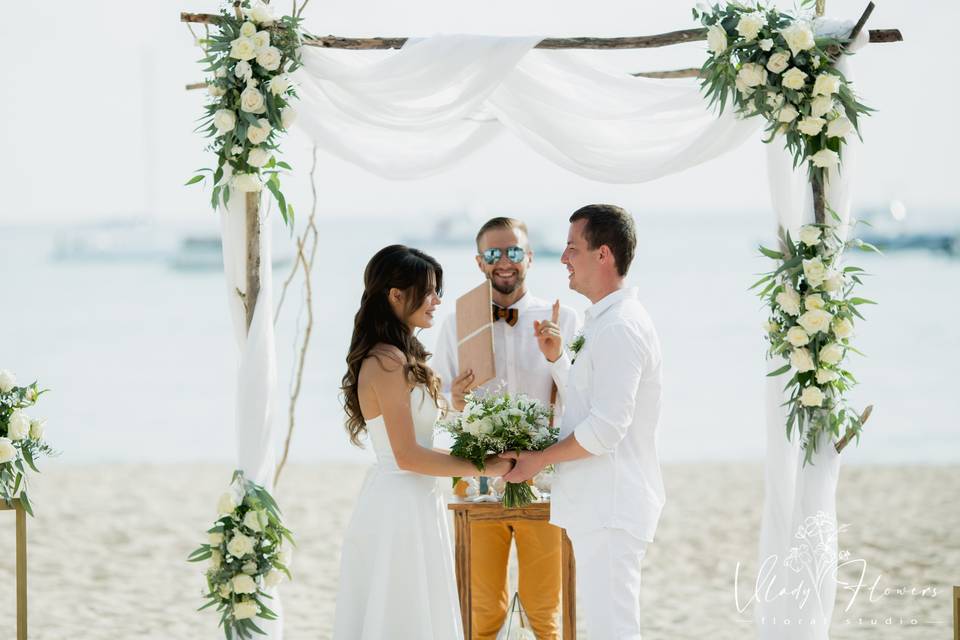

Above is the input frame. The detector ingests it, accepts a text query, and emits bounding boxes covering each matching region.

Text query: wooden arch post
[1,499,27,640]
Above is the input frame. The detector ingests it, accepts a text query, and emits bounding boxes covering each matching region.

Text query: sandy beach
[0,462,956,639]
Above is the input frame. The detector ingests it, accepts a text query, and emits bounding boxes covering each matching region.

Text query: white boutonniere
[568,333,585,364]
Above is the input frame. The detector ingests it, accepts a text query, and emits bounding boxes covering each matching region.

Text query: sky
[1,1,956,226]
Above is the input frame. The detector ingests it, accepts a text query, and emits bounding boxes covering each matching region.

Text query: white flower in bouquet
[264,569,284,588]
[251,31,271,53]
[766,51,790,74]
[246,148,271,168]
[735,75,755,98]
[798,225,822,247]
[247,2,275,26]
[706,24,728,56]
[229,36,257,61]
[736,12,766,41]
[804,293,826,310]
[247,118,272,144]
[763,319,780,334]
[823,272,843,292]
[231,145,244,157]
[832,317,854,339]
[826,116,854,139]
[215,67,227,79]
[281,106,297,130]
[233,599,259,620]
[268,74,291,96]
[240,21,257,38]
[819,342,844,365]
[737,63,768,89]
[0,438,16,464]
[810,149,840,169]
[815,368,839,384]
[256,46,283,72]
[234,60,253,81]
[209,549,223,570]
[790,347,815,372]
[759,38,774,51]
[209,531,224,545]
[813,73,841,97]
[810,95,834,118]
[7,411,30,441]
[25,387,37,402]
[785,326,810,347]
[777,104,799,123]
[766,92,785,110]
[227,532,256,558]
[780,21,815,57]
[240,86,267,114]
[218,583,232,599]
[797,308,833,335]
[207,84,226,98]
[232,573,258,594]
[781,67,808,90]
[28,418,45,440]
[213,109,237,134]
[217,492,237,515]
[800,385,825,407]
[797,116,825,137]
[802,257,828,287]
[775,286,801,316]
[243,510,265,532]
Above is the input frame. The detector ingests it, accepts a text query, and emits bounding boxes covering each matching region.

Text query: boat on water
[168,234,293,271]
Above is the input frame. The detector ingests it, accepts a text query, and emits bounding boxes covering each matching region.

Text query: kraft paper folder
[456,281,496,387]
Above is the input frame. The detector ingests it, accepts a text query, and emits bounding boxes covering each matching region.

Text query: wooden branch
[632,68,701,79]
[812,172,826,225]
[835,404,872,453]
[245,192,261,332]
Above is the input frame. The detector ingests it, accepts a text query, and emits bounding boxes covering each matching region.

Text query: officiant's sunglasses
[480,246,526,265]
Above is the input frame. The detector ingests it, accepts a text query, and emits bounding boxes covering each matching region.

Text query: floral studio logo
[733,511,945,630]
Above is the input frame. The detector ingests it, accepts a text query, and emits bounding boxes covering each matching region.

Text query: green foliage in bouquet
[189,470,294,639]
[0,370,56,517]
[440,392,557,508]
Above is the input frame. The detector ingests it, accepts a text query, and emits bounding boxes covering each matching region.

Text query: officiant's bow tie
[492,305,519,327]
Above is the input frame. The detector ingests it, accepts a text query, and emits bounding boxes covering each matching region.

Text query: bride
[333,244,513,639]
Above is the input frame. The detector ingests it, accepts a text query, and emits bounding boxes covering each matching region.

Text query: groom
[502,204,665,639]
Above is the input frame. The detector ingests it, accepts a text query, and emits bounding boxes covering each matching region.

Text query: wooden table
[0,499,27,640]
[448,500,575,640]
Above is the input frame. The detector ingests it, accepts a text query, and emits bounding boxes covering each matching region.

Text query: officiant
[434,217,579,640]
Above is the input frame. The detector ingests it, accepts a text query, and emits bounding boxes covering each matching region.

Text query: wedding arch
[180,1,902,638]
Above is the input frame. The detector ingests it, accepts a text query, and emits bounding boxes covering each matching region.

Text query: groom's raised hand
[499,450,546,483]
[533,300,563,363]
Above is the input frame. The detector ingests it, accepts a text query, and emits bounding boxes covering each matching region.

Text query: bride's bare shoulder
[361,344,406,377]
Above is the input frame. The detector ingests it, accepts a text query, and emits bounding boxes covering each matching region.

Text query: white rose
[790,347,815,373]
[820,342,844,365]
[813,73,841,97]
[766,92,785,110]
[826,117,854,139]
[234,60,253,81]
[799,225,822,246]
[736,13,765,41]
[797,116,826,136]
[281,106,297,130]
[810,95,834,118]
[804,293,825,310]
[810,149,840,169]
[246,118,272,145]
[759,38,774,51]
[763,319,780,334]
[477,417,495,435]
[802,257,828,287]
[218,583,232,599]
[781,67,808,90]
[267,74,291,96]
[7,411,30,441]
[775,286,801,316]
[243,510,264,532]
[246,148,271,168]
[227,532,256,558]
[0,438,16,464]
[24,387,37,402]
[264,569,284,588]
[823,272,843,292]
[217,492,237,516]
[252,31,271,52]
[215,67,227,79]
[233,599,259,620]
[209,532,224,545]
[213,109,237,134]
[832,317,854,339]
[785,326,810,347]
[207,84,226,98]
[706,24,728,56]
[737,63,768,88]
[735,75,754,98]
[777,104,799,123]
[240,86,266,114]
[28,419,45,440]
[815,368,839,384]
[780,21,815,57]
[240,21,257,38]
[256,46,282,72]
[209,549,222,570]
[231,173,263,193]
[766,51,790,74]
[800,385,825,407]
[233,574,257,595]
[231,145,244,157]
[229,37,257,61]
[797,308,833,335]
[248,2,275,25]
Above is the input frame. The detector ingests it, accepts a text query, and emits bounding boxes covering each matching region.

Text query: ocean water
[1,211,957,465]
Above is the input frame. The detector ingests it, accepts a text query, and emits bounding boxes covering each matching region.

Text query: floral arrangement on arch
[189,470,294,639]
[0,369,55,516]
[753,221,877,463]
[694,0,872,184]
[187,1,309,224]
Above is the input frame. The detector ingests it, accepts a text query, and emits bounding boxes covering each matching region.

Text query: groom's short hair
[569,204,636,277]
[475,217,529,248]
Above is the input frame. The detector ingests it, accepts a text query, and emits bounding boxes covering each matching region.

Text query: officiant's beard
[490,272,524,295]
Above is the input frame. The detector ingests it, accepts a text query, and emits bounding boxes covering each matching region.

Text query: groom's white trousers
[566,528,648,640]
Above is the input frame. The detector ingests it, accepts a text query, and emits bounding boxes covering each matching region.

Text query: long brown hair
[341,245,444,447]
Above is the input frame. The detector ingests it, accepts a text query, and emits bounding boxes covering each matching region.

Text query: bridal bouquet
[440,392,557,508]
[189,470,294,639]
[0,370,55,516]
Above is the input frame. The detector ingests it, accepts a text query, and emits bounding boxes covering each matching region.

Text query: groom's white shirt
[548,287,665,542]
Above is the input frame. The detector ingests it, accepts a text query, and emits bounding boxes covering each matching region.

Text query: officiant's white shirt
[549,287,665,542]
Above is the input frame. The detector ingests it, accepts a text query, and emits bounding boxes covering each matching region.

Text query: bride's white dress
[332,385,464,639]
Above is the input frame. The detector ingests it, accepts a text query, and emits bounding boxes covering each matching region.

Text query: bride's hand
[482,455,514,478]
